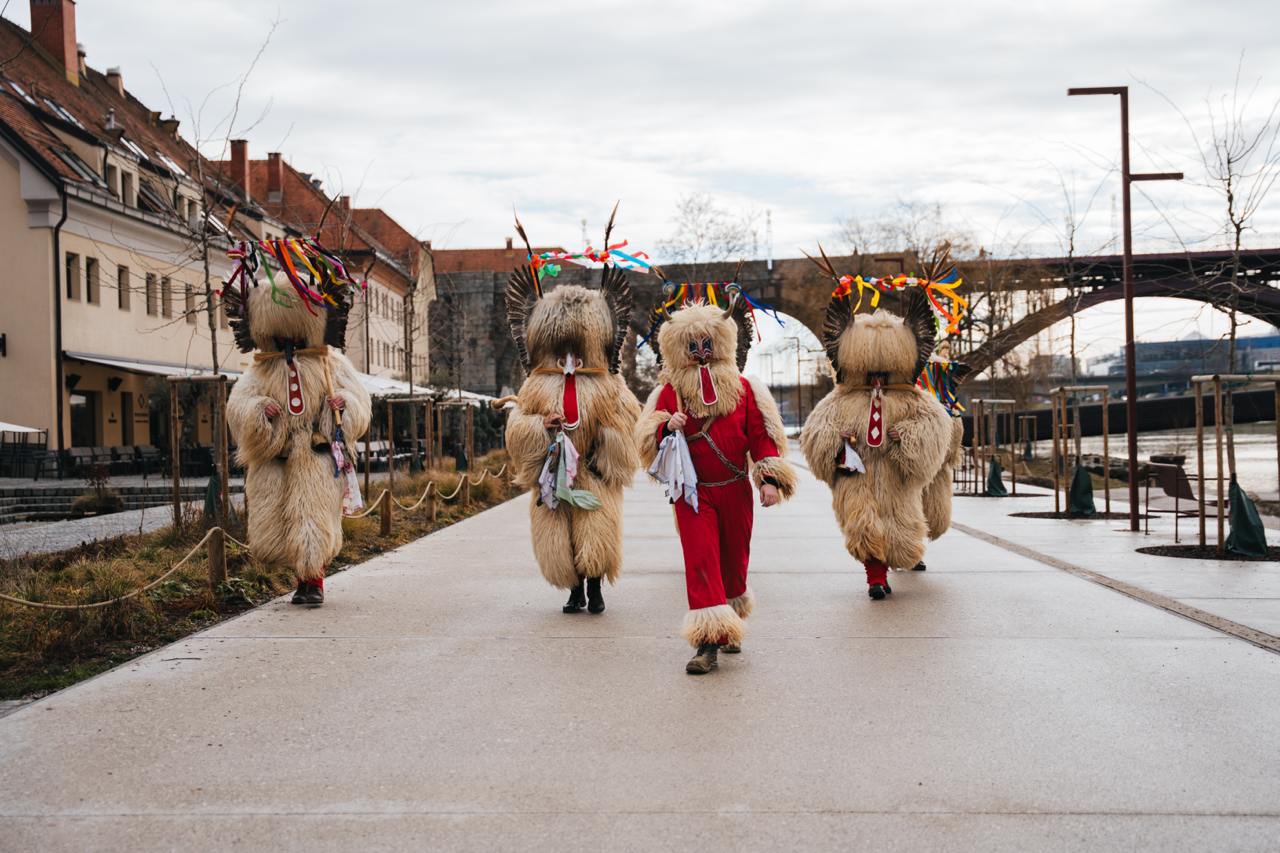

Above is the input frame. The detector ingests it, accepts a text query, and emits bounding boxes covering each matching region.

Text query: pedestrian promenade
[1,465,1278,851]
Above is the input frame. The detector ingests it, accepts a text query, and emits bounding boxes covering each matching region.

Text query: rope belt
[530,365,608,376]
[253,346,330,363]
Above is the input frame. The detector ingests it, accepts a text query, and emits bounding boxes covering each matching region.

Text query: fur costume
[800,273,953,595]
[224,261,371,595]
[635,287,797,649]
[503,218,642,595]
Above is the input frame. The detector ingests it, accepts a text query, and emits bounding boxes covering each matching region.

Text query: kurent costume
[636,282,796,674]
[503,216,642,614]
[800,251,964,599]
[224,240,371,606]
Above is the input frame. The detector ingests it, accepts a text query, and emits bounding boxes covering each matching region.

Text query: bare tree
[657,193,759,281]
[1150,56,1280,473]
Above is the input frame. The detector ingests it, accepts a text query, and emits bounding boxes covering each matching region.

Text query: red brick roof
[433,246,570,274]
[352,207,424,275]
[0,15,261,233]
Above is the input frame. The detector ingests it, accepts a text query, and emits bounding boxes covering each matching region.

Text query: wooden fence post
[464,475,472,508]
[208,527,226,589]
[380,488,392,537]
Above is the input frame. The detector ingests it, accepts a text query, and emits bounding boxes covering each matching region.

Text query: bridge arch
[958,277,1280,376]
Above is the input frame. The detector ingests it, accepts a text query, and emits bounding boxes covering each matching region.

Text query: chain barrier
[1,464,511,612]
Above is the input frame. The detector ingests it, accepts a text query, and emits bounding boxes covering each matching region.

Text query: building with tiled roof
[0,1,434,461]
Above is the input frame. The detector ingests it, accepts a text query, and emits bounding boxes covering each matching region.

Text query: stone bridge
[430,248,1280,396]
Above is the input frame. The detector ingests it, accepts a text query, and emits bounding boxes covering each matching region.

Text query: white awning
[65,351,243,379]
[0,421,43,433]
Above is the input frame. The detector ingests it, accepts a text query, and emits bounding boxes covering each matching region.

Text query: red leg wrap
[864,558,888,587]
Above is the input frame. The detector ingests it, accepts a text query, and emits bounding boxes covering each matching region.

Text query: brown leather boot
[685,643,719,675]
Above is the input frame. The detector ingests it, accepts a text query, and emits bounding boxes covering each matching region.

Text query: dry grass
[0,451,513,700]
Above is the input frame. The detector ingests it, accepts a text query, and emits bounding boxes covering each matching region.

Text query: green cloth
[985,458,1009,497]
[1068,464,1096,517]
[553,435,601,511]
[202,470,221,525]
[1226,475,1268,558]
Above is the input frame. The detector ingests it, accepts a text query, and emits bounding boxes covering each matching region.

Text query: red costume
[651,378,783,618]
[634,295,796,671]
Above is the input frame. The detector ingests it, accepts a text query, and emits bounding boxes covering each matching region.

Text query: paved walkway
[0,496,246,559]
[1,464,1278,851]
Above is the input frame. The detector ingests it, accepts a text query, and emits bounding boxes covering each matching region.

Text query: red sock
[312,576,323,590]
[864,558,888,586]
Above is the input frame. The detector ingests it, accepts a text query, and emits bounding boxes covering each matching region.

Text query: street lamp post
[1067,85,1182,531]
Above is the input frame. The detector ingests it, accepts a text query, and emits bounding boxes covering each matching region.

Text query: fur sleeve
[505,405,551,490]
[226,368,290,468]
[633,384,673,469]
[324,352,372,442]
[799,392,844,487]
[591,376,641,489]
[887,393,953,485]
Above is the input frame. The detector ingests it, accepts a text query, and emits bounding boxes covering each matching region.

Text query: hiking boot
[563,576,586,613]
[586,577,605,614]
[290,582,308,605]
[722,642,742,654]
[868,582,892,600]
[685,643,719,675]
[912,561,927,571]
[303,582,324,607]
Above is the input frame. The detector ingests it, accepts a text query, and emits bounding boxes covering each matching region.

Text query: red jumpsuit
[651,378,783,614]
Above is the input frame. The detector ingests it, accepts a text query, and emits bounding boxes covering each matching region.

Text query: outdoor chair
[109,445,134,475]
[67,447,95,476]
[135,445,165,476]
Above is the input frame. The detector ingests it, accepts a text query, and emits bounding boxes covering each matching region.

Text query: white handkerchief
[839,440,866,474]
[648,431,699,512]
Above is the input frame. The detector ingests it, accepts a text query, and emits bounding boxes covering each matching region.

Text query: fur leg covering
[728,587,755,619]
[681,604,745,648]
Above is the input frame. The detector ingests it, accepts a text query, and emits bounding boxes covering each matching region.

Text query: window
[117,266,130,310]
[119,136,149,162]
[7,78,35,105]
[145,274,157,316]
[105,163,119,198]
[121,172,134,207]
[85,257,99,304]
[157,152,187,178]
[55,149,103,186]
[42,97,85,129]
[160,277,172,318]
[184,282,196,324]
[65,252,80,300]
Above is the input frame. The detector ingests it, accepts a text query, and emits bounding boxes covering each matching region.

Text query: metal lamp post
[1067,85,1182,531]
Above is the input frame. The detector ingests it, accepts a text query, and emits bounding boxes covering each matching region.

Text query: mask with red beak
[649,280,754,418]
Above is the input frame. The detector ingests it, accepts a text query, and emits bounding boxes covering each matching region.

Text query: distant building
[1096,334,1280,378]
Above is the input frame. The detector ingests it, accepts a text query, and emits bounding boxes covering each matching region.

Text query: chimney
[29,0,79,86]
[266,152,283,202]
[105,66,123,96]
[76,42,85,76]
[229,139,250,200]
[158,115,180,137]
[505,237,513,253]
[339,195,351,212]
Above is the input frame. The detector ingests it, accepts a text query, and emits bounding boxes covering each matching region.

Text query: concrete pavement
[1,463,1279,851]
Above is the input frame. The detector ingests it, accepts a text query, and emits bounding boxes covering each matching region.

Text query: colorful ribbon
[832,269,968,335]
[221,239,367,313]
[529,240,654,280]
[916,358,966,415]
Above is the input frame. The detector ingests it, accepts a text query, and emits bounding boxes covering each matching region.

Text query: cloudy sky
[9,0,1280,361]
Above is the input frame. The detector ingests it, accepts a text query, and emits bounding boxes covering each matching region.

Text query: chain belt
[685,417,748,488]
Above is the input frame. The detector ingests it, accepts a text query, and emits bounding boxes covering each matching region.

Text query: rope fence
[0,464,512,612]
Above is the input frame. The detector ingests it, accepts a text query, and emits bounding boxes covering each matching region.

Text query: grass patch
[0,451,512,701]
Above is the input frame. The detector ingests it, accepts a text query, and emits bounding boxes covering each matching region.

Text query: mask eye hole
[687,340,698,353]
